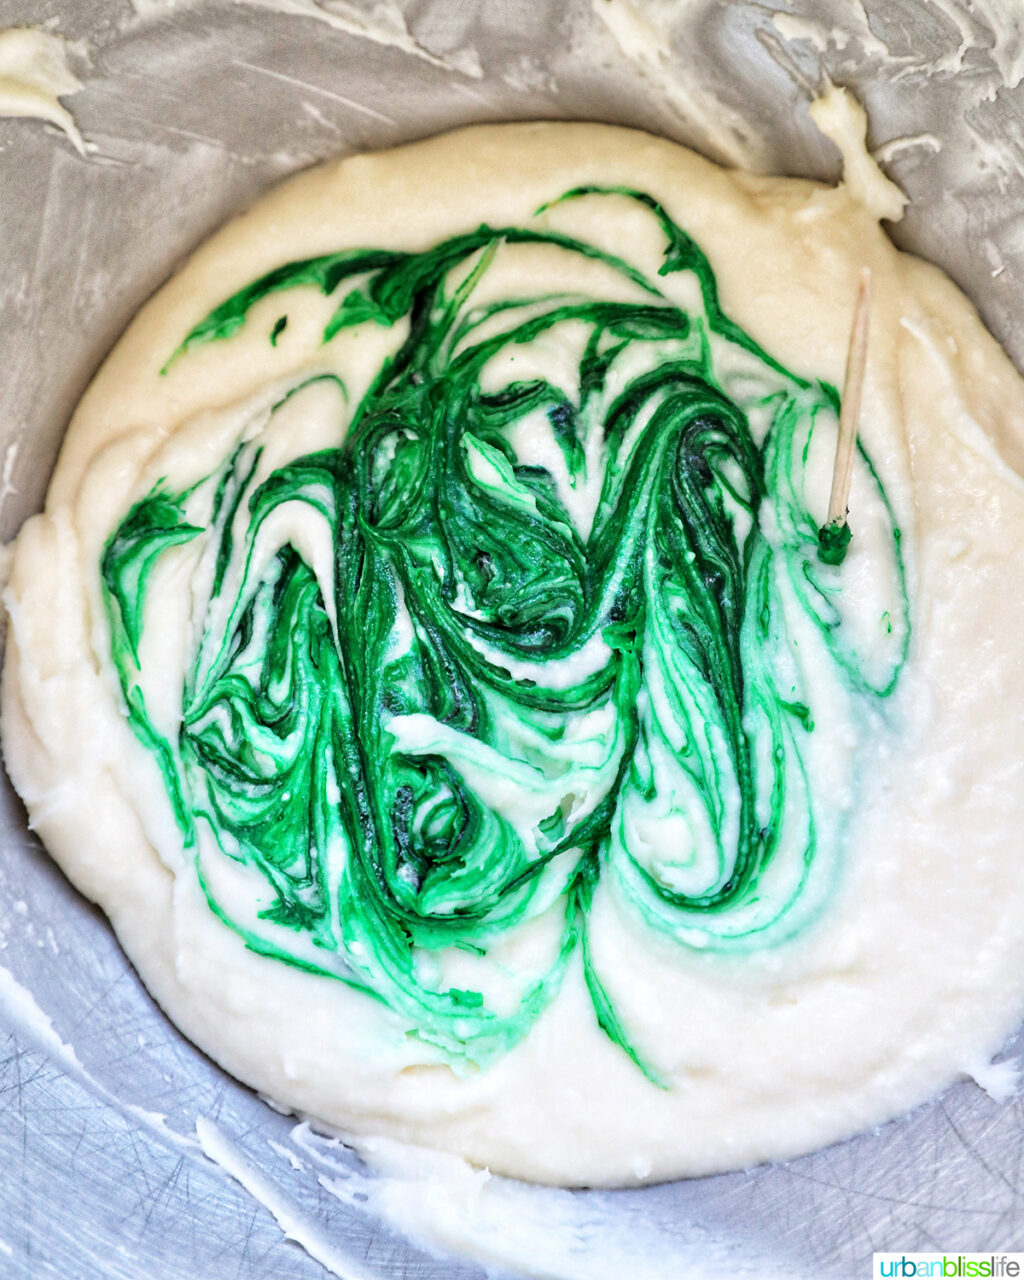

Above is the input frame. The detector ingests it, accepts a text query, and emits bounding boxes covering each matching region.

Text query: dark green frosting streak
[817,519,853,566]
[102,188,909,1077]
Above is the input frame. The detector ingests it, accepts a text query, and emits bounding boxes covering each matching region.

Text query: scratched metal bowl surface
[2,2,1024,1277]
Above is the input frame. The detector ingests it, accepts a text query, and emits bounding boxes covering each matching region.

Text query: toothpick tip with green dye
[818,267,872,566]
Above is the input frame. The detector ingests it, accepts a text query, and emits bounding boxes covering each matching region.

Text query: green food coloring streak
[102,187,910,1078]
[817,519,853,566]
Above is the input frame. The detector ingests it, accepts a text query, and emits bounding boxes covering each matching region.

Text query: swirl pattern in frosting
[100,187,909,1077]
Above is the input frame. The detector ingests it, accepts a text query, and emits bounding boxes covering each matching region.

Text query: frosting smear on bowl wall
[4,118,1024,1187]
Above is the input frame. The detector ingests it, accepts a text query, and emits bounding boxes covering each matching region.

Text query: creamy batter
[0,27,86,155]
[4,122,1024,1186]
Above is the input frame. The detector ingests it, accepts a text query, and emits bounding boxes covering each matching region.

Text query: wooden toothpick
[818,266,872,566]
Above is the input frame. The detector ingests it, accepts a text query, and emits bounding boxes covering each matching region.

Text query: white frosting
[312,1126,789,1280]
[588,0,765,170]
[808,83,908,222]
[772,1,1024,88]
[4,120,1024,1188]
[195,1116,374,1279]
[966,1057,1021,1105]
[0,27,87,155]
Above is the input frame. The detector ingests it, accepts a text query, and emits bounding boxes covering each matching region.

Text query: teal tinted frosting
[101,188,909,1077]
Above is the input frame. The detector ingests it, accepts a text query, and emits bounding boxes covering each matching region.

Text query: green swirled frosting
[101,187,908,1078]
